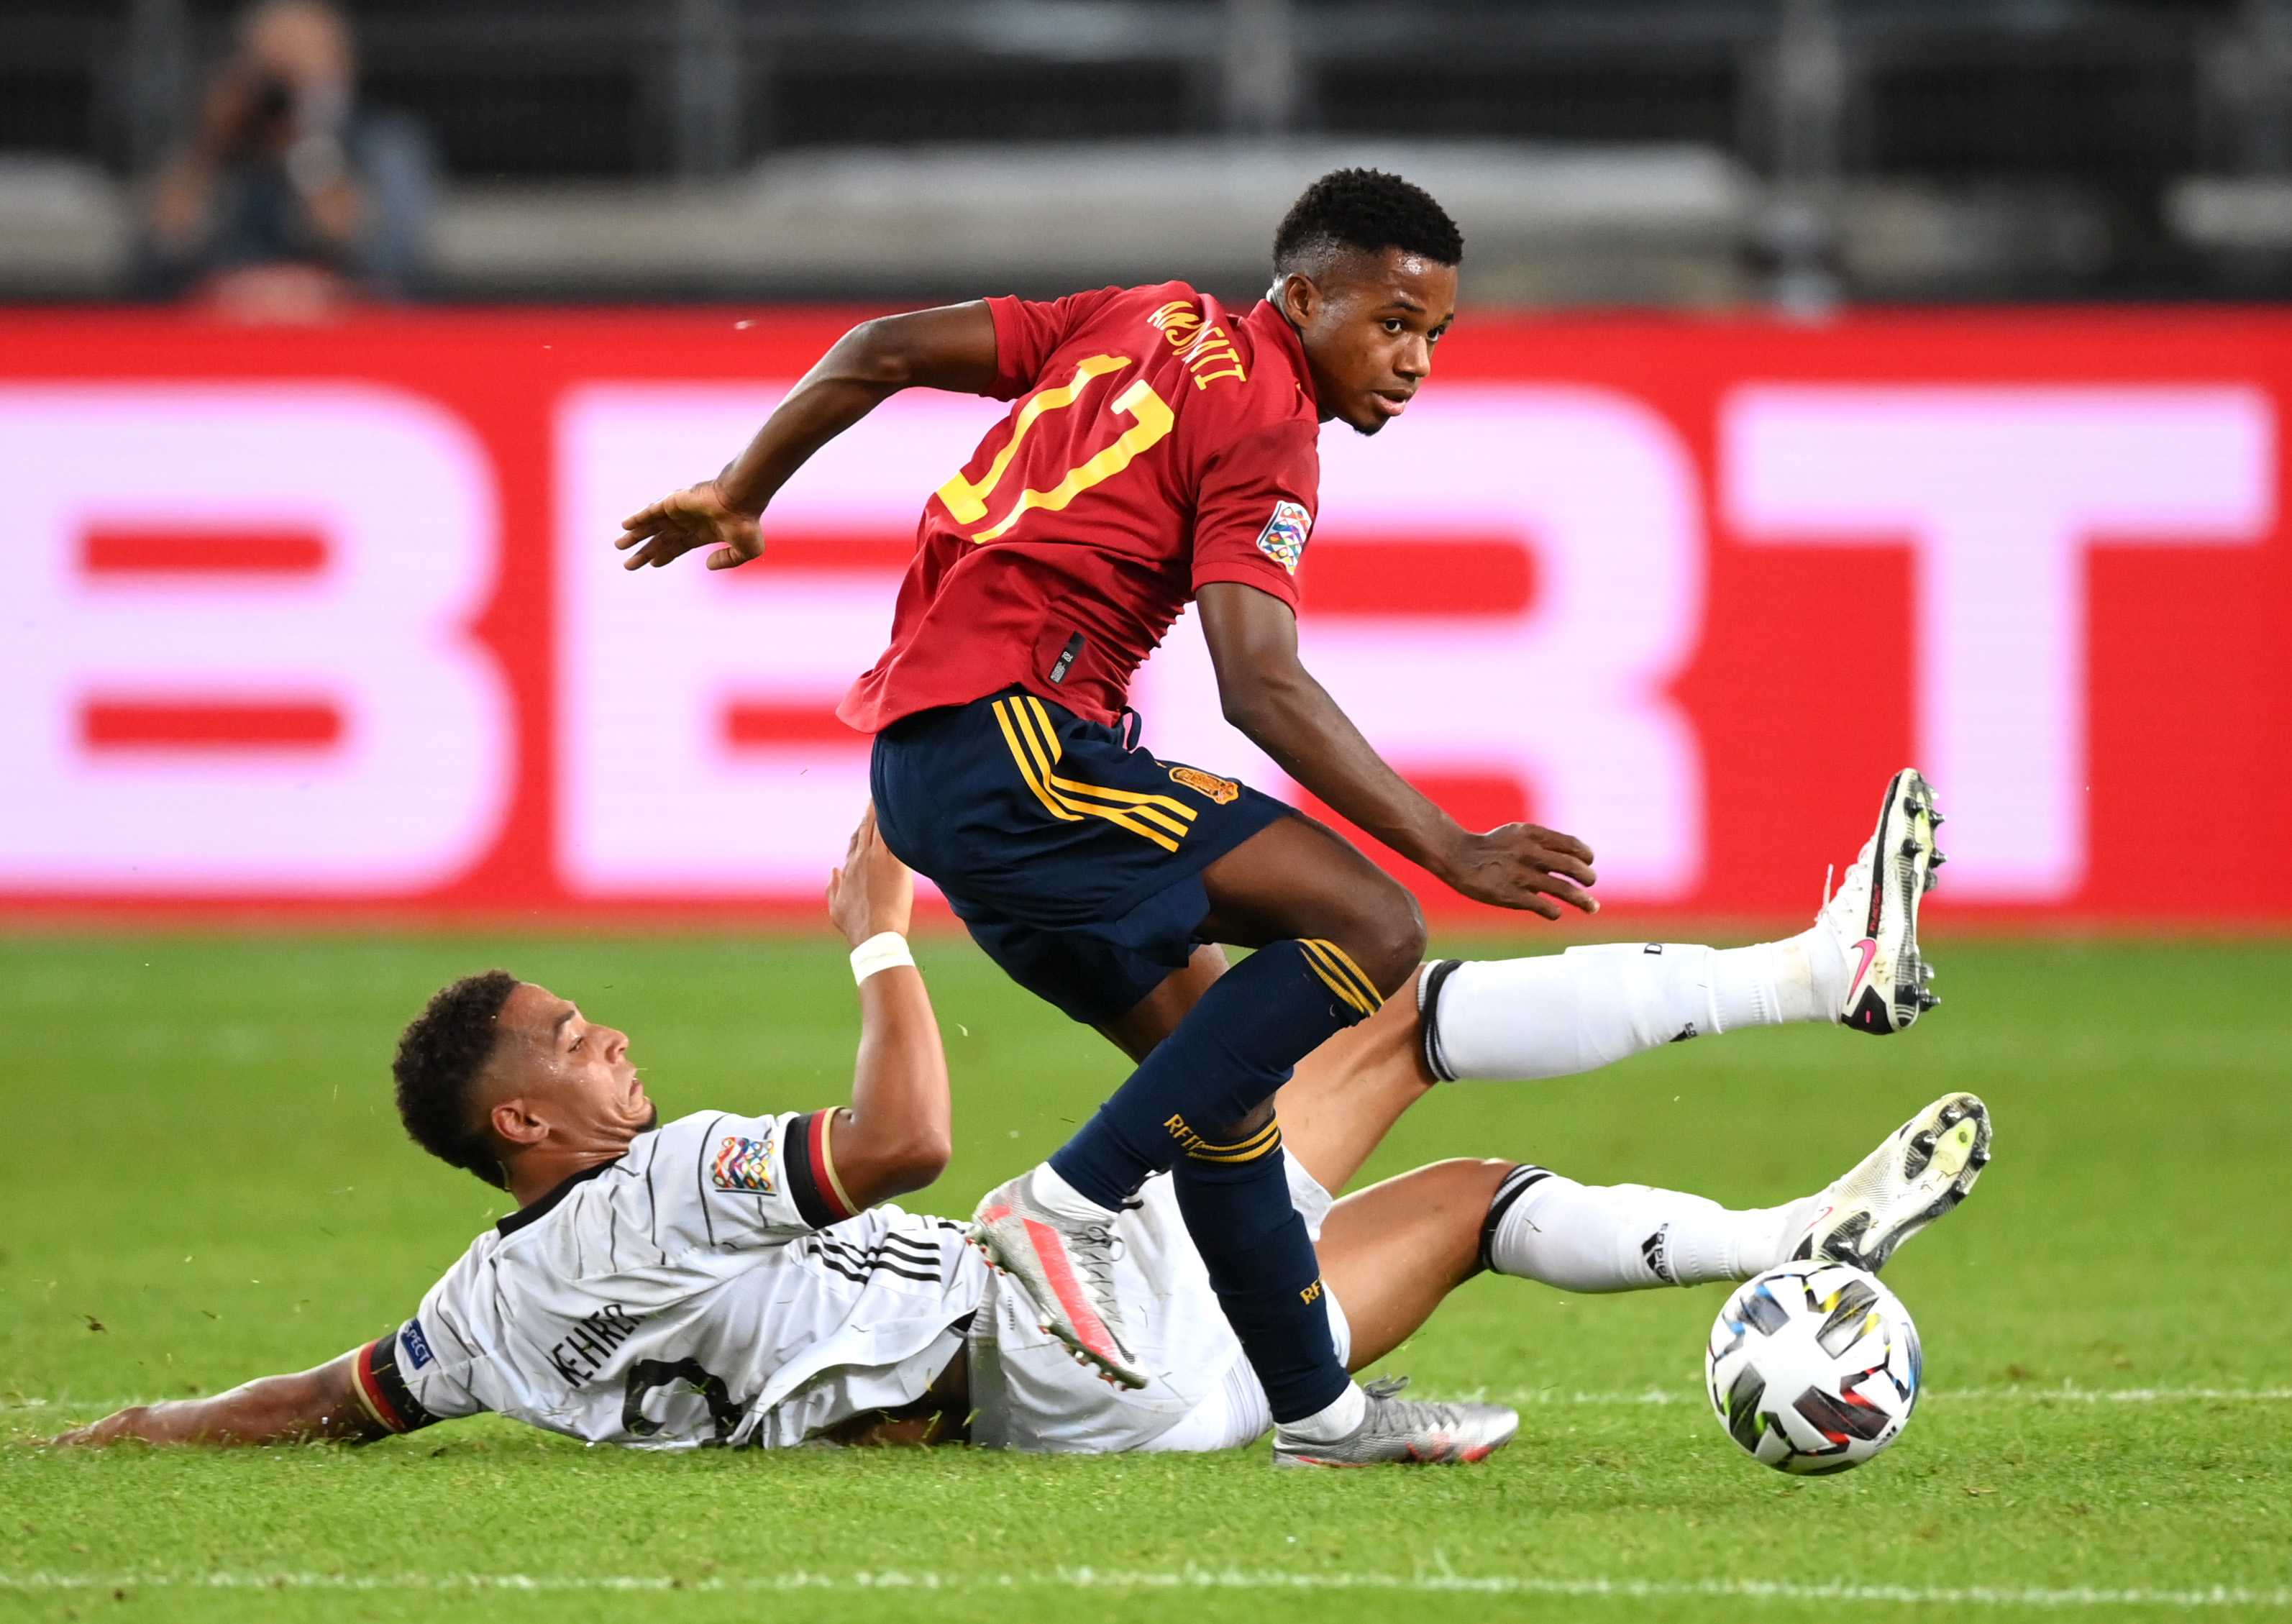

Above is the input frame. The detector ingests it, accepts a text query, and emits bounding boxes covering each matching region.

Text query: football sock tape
[1417,957,1465,1082]
[1476,1163,1554,1273]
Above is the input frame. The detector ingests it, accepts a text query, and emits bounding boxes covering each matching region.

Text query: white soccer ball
[1704,1260,1921,1474]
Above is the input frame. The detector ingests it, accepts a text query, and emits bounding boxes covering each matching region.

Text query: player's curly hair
[392,969,518,1189]
[1271,168,1463,278]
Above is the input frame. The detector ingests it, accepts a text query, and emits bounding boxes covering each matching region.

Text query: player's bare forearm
[617,302,997,572]
[1229,653,1448,859]
[1197,581,1599,917]
[823,807,954,1208]
[50,1354,383,1449]
[836,968,952,1206]
[1198,582,1462,862]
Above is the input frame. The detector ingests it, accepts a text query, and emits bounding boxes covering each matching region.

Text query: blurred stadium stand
[4,0,2292,305]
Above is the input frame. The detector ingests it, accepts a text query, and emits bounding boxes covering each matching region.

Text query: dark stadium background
[4,0,2291,306]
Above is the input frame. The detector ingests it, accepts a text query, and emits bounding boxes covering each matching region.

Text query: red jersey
[837,283,1320,733]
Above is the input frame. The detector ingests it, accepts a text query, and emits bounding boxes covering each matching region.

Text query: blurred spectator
[136,0,433,316]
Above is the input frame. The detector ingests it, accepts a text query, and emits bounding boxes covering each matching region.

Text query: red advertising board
[3,306,2287,929]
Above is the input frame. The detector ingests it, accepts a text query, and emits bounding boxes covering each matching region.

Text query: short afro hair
[1271,168,1463,279]
[392,969,518,1189]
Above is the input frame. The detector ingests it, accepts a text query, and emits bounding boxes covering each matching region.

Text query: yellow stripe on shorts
[991,698,1080,823]
[990,695,1201,853]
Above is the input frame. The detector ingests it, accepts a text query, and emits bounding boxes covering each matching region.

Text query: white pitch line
[1922,1387,2292,1404]
[0,1571,2286,1607]
[1490,1387,2292,1406]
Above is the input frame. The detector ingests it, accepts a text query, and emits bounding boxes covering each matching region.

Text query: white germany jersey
[350,1110,989,1450]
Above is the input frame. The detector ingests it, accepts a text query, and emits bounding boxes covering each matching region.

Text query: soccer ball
[1704,1260,1920,1475]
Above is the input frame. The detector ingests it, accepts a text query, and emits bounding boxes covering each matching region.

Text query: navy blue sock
[1172,1128,1351,1423]
[1049,937,1384,1206]
[1046,937,1379,1426]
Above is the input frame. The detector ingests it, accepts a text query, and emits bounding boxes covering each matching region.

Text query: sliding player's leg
[1481,1092,1990,1290]
[1270,964,1434,1195]
[1417,769,1946,1084]
[1312,1158,1506,1371]
[1310,1090,1991,1392]
[1307,1157,1822,1379]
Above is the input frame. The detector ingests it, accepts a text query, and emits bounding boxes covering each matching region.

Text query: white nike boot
[1788,1092,1992,1272]
[1820,769,1945,1035]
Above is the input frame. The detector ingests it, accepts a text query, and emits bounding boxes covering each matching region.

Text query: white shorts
[967,1154,1350,1454]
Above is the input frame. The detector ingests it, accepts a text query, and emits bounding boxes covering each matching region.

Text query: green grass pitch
[2,932,2289,1623]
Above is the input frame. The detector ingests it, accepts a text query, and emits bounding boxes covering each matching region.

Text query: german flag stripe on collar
[353,1328,440,1435]
[785,1109,860,1230]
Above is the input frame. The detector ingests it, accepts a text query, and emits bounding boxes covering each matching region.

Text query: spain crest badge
[1168,764,1241,804]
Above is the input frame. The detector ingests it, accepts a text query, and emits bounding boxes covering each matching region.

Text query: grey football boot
[1271,1377,1520,1469]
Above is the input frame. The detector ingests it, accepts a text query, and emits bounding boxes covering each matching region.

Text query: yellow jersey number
[936,355,1174,544]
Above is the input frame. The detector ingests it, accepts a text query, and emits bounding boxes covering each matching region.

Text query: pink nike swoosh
[1848,937,1878,996]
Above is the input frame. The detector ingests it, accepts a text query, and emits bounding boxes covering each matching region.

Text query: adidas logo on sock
[1640,1226,1677,1285]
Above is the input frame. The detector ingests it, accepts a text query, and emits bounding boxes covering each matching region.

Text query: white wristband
[850,931,915,985]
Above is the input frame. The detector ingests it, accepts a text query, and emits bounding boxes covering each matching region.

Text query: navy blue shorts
[871,688,1293,1027]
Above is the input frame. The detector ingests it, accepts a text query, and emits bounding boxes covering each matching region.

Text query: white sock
[1774,919,1848,1023]
[1026,1163,1119,1223]
[1420,931,1843,1083]
[1482,1168,1817,1291]
[1276,1382,1366,1443]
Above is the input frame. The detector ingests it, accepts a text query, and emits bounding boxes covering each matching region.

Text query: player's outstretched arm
[616,302,999,572]
[819,806,954,1210]
[50,1351,385,1449]
[1196,581,1599,918]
